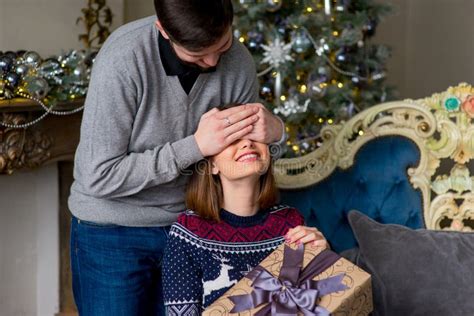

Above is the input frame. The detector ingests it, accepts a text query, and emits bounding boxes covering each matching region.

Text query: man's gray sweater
[68,16,259,226]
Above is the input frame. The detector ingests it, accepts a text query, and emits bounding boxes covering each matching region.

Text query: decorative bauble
[73,64,88,81]
[5,72,20,88]
[335,49,348,62]
[335,0,350,11]
[338,102,355,120]
[14,64,30,77]
[363,19,377,37]
[260,83,273,102]
[371,71,386,81]
[238,0,255,8]
[0,81,6,98]
[24,77,50,99]
[4,51,17,60]
[0,81,14,99]
[307,71,328,97]
[23,51,42,68]
[266,0,282,12]
[59,50,86,68]
[38,59,64,79]
[0,56,14,74]
[291,29,312,54]
[247,30,265,50]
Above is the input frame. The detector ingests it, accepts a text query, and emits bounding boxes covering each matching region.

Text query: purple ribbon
[229,245,348,315]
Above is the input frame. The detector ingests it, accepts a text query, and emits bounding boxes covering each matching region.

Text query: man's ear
[155,20,170,40]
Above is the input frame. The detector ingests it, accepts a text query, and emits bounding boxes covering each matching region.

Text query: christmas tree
[232,0,395,157]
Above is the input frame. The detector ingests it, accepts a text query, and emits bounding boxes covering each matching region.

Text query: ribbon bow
[229,245,348,316]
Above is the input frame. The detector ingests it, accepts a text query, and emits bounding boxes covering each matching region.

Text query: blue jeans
[70,216,170,316]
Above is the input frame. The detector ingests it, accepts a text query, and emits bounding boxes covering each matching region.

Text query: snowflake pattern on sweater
[163,205,304,316]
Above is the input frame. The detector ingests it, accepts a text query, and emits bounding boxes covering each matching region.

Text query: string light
[280,95,287,101]
[239,37,245,43]
[299,84,307,93]
[358,130,364,135]
[328,119,334,124]
[306,7,313,13]
[332,31,339,36]
[337,82,344,88]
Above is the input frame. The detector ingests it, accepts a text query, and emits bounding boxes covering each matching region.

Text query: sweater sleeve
[73,49,203,199]
[163,225,203,316]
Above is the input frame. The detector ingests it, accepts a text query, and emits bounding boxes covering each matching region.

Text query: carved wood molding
[0,99,83,174]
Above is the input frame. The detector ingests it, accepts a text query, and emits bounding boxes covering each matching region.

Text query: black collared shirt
[158,34,216,94]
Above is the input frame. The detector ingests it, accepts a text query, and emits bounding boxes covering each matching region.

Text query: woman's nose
[240,139,254,149]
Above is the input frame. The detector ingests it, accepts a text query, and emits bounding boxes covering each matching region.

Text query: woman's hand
[285,226,329,249]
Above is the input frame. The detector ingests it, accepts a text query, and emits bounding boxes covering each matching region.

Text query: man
[68,0,285,315]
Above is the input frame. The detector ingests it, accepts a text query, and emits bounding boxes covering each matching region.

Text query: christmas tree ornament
[72,64,88,81]
[23,51,42,68]
[38,59,64,79]
[59,50,86,68]
[372,71,386,81]
[266,0,282,12]
[14,64,30,77]
[24,77,50,99]
[261,37,294,69]
[239,0,255,7]
[324,0,331,15]
[5,72,20,88]
[0,81,14,99]
[291,29,312,53]
[273,96,310,117]
[0,55,14,74]
[4,51,17,60]
[247,30,265,50]
[260,83,273,102]
[307,71,328,98]
[232,0,394,157]
[363,19,378,37]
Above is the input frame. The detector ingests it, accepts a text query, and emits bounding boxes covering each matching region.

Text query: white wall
[0,0,124,56]
[0,164,58,316]
[124,0,154,23]
[0,1,124,315]
[375,0,474,99]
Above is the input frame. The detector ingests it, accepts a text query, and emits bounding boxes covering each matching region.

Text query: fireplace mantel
[0,98,82,315]
[0,98,83,175]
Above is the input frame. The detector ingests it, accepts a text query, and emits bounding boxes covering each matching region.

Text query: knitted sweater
[68,16,260,227]
[162,205,305,316]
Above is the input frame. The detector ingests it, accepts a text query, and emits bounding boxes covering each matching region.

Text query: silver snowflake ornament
[261,37,294,69]
[273,97,310,117]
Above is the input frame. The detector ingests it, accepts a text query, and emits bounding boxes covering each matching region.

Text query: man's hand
[242,103,283,144]
[194,105,259,157]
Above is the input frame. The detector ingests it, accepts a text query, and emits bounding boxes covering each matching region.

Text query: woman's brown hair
[186,104,278,220]
[185,157,279,221]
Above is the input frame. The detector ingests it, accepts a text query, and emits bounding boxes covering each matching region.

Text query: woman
[163,138,328,315]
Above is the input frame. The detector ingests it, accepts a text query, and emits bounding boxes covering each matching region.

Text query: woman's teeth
[237,154,258,162]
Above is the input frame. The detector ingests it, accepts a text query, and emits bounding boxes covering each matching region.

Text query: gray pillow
[347,210,474,316]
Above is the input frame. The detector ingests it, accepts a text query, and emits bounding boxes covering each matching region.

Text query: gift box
[203,243,372,315]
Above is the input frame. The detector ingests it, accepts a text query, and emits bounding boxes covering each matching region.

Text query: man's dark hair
[154,0,234,51]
